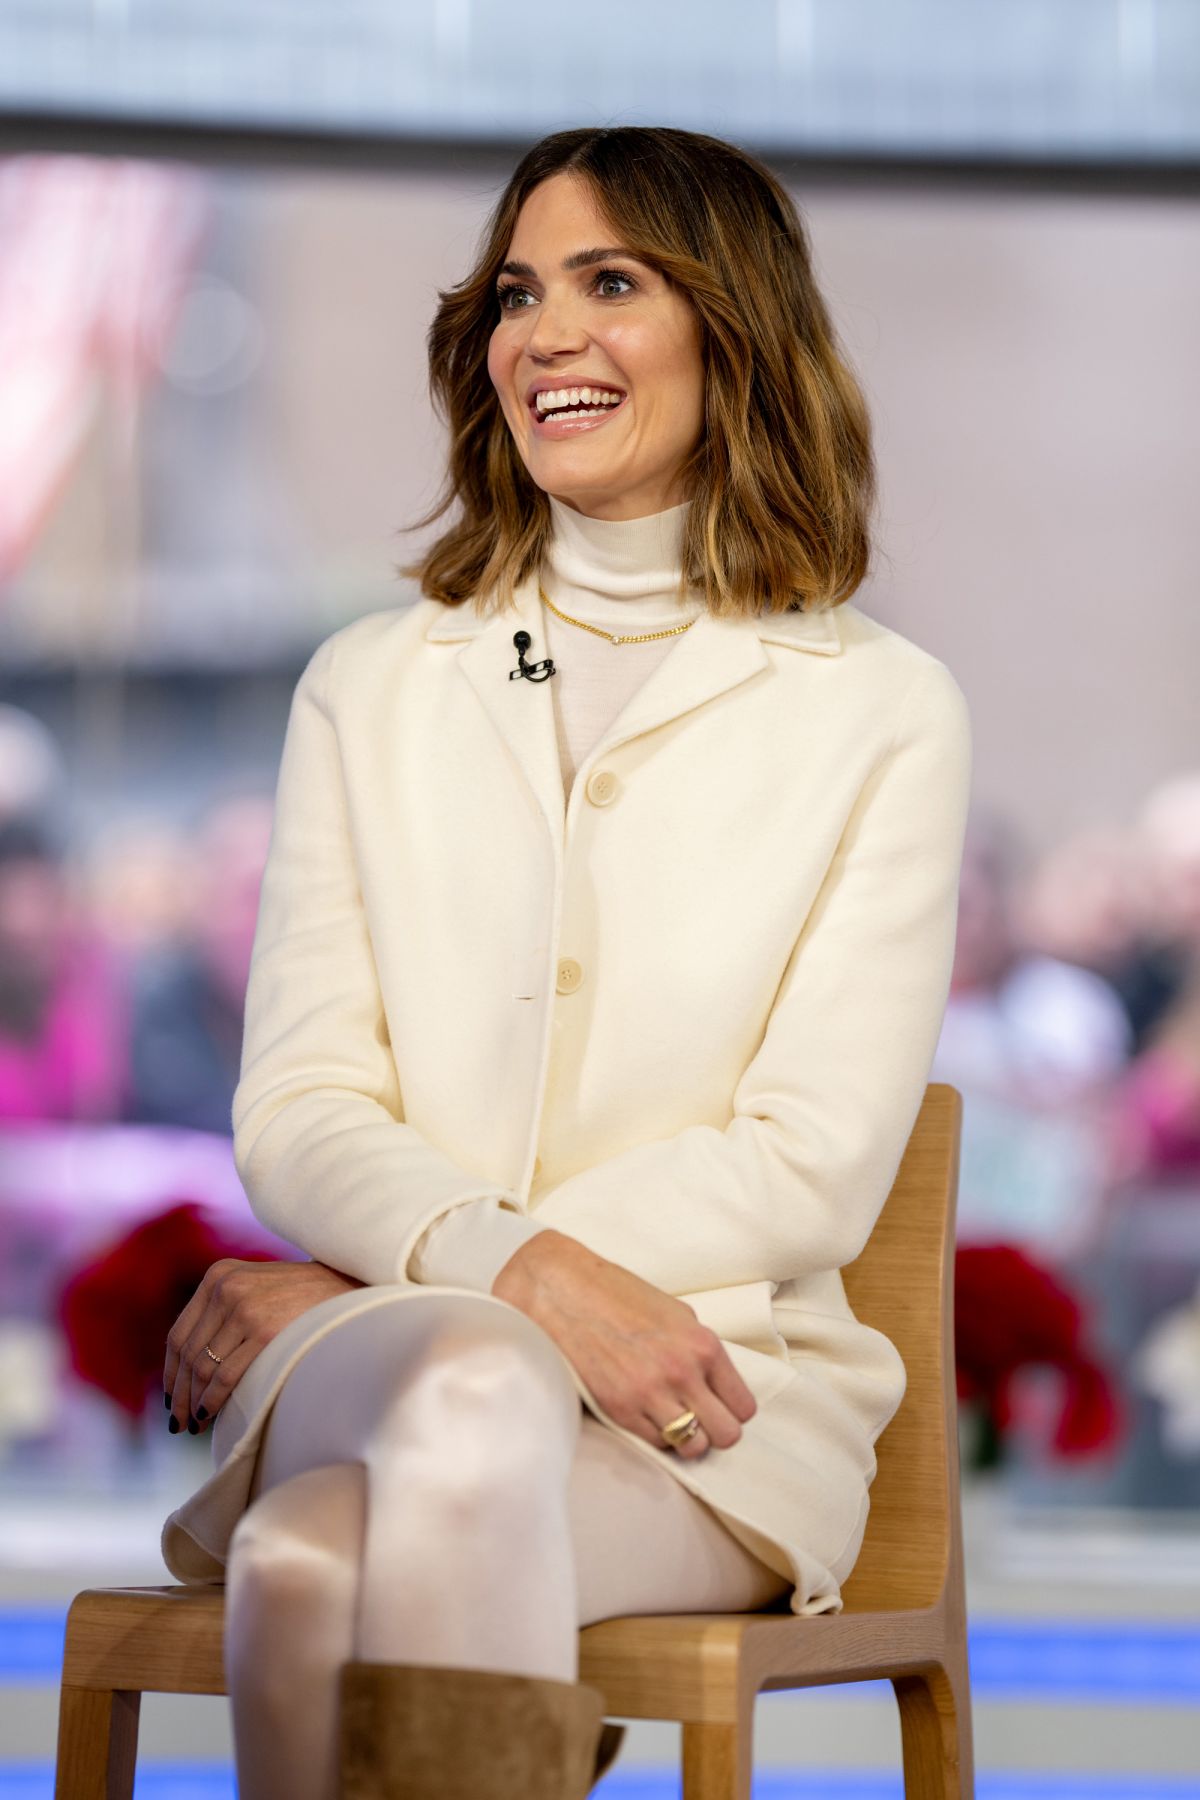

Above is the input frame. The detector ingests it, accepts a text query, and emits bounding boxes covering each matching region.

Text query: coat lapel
[425,569,844,851]
[429,572,567,851]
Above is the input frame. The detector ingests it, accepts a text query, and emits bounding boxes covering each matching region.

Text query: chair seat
[62,1586,228,1698]
[578,1604,961,1721]
[63,1579,957,1719]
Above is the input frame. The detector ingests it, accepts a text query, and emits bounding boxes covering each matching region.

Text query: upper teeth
[535,387,622,413]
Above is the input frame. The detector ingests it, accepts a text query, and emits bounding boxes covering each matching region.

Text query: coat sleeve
[530,657,973,1296]
[231,630,540,1288]
[408,1197,556,1292]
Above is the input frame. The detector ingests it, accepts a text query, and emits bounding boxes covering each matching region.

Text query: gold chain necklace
[538,583,697,647]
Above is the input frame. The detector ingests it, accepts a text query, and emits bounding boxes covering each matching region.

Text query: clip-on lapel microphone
[509,630,556,682]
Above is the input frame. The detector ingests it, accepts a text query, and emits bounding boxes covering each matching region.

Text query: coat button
[586,769,620,806]
[556,957,584,994]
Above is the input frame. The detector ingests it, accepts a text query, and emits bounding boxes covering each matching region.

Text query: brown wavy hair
[398,126,876,619]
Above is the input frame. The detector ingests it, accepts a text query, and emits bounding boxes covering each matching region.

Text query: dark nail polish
[168,1416,180,1434]
[164,1392,172,1409]
[187,1419,200,1435]
[195,1405,208,1422]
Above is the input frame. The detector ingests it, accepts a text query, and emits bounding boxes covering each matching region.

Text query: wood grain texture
[53,1684,140,1800]
[54,1082,974,1800]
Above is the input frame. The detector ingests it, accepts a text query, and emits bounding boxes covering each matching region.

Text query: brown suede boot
[337,1658,626,1799]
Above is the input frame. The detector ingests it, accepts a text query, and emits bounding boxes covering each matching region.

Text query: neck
[544,493,692,604]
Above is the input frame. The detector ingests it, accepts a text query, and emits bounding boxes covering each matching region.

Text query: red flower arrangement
[954,1241,1124,1470]
[58,1202,280,1419]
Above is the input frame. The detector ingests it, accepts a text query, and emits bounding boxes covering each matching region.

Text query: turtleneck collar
[544,493,697,613]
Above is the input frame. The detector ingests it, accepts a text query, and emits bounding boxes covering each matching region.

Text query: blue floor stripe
[969,1622,1200,1700]
[6,1611,1200,1701]
[0,1773,236,1800]
[6,1767,1200,1799]
[0,1616,64,1685]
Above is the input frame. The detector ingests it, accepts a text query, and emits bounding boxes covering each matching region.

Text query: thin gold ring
[203,1345,222,1365]
[660,1408,701,1449]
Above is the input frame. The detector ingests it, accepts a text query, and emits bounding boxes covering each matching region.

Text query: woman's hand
[164,1258,366,1436]
[493,1232,756,1461]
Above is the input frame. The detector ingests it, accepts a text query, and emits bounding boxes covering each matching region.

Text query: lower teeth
[542,407,608,420]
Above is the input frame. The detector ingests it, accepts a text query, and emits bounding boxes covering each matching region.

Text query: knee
[416,1322,577,1442]
[388,1332,579,1511]
[226,1466,363,1629]
[227,1510,312,1620]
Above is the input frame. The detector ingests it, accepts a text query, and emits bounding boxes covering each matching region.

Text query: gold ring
[660,1408,701,1448]
[203,1345,222,1365]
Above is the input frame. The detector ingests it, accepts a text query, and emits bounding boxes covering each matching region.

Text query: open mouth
[527,384,628,434]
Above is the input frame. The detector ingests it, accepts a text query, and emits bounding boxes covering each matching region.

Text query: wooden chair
[55,1081,973,1799]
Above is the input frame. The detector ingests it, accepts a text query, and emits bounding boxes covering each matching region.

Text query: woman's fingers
[649,1327,754,1457]
[167,1304,234,1432]
[186,1332,263,1432]
[655,1333,756,1456]
[177,1279,264,1431]
[164,1258,243,1432]
[651,1379,743,1459]
[162,1265,223,1401]
[641,1332,760,1461]
[702,1341,759,1427]
[642,1402,710,1460]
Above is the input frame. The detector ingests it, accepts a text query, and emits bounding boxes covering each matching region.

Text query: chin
[528,464,618,504]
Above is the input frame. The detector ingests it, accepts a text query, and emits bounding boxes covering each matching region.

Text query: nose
[524,286,588,360]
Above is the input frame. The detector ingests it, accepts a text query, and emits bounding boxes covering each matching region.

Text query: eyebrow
[497,246,640,281]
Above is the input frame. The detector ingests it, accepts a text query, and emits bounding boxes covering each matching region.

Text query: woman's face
[487,171,705,521]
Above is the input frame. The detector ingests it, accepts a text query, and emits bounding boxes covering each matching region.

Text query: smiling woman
[404,124,875,619]
[158,124,971,1800]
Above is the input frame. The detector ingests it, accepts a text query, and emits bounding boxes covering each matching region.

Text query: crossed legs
[223,1294,791,1800]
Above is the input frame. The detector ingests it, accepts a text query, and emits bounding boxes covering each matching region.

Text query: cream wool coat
[161,567,972,1617]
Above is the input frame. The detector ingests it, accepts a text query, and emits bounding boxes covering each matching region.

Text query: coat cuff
[406,1197,555,1293]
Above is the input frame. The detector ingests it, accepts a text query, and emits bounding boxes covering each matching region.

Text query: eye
[593,267,636,298]
[496,282,533,312]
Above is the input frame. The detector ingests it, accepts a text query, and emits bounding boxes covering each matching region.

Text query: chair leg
[893,1657,974,1800]
[681,1718,753,1800]
[55,1684,140,1800]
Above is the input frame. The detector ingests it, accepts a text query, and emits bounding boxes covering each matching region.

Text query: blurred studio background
[1,2,1199,1795]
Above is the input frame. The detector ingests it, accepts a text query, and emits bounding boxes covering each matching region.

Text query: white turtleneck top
[407,493,704,1293]
[539,492,703,799]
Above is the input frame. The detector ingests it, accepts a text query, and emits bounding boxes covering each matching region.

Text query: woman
[161,125,972,1799]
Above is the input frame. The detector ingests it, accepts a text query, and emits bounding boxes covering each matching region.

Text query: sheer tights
[223,1293,790,1800]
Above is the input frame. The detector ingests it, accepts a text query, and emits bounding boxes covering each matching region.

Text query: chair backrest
[835,1082,963,1613]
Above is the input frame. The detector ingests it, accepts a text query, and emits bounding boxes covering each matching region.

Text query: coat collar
[423,571,842,849]
[423,576,843,655]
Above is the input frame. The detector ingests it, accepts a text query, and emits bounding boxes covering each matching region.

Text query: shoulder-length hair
[398,126,875,619]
